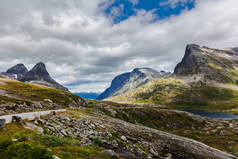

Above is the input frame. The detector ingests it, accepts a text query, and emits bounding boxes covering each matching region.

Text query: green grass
[0,122,117,159]
[0,79,82,108]
[109,76,238,112]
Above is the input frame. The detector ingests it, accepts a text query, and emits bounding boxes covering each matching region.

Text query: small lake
[182,109,238,119]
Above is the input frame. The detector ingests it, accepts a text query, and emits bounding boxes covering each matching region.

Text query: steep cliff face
[97,68,170,100]
[174,44,238,83]
[20,62,68,91]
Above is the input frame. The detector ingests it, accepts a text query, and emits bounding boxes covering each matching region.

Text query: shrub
[91,138,103,146]
[39,135,72,147]
[13,130,39,142]
[0,138,13,154]
[61,151,73,159]
[4,142,53,159]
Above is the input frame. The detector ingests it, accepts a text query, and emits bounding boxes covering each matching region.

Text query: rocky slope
[85,100,238,156]
[98,68,170,100]
[1,105,237,159]
[107,44,238,111]
[20,62,68,91]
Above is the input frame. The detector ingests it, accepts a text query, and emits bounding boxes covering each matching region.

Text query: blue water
[182,109,238,119]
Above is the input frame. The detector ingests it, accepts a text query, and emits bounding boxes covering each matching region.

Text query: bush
[13,130,39,142]
[4,142,53,159]
[61,151,73,159]
[91,138,103,146]
[0,138,13,153]
[39,135,72,147]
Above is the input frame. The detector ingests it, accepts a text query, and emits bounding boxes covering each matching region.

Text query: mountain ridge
[106,44,238,111]
[1,62,68,91]
[97,68,170,100]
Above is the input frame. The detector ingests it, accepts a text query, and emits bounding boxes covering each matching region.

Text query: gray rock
[101,150,119,158]
[0,119,6,129]
[12,116,24,125]
[121,136,127,141]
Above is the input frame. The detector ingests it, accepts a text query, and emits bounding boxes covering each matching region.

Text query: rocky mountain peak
[30,62,50,77]
[20,62,68,91]
[6,63,28,75]
[183,44,201,58]
[97,68,170,100]
[174,44,238,83]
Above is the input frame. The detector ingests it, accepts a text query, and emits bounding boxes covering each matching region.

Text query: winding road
[0,109,66,123]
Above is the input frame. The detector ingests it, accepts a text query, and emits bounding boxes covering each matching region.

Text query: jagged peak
[30,62,49,76]
[183,44,202,58]
[6,63,28,75]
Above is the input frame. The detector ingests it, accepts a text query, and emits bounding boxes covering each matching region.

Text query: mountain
[107,44,238,111]
[97,68,170,100]
[74,92,99,99]
[19,62,68,91]
[174,44,238,83]
[1,63,28,80]
[6,63,28,75]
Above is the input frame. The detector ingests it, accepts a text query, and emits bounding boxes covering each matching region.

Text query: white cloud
[127,0,139,6]
[0,0,238,93]
[159,0,194,8]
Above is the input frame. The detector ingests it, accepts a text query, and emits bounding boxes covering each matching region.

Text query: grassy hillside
[0,75,84,114]
[107,76,238,111]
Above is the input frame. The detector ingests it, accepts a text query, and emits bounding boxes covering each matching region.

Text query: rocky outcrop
[98,68,170,100]
[20,62,68,91]
[174,44,238,83]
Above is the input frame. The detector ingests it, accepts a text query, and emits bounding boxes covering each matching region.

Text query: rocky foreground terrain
[1,102,238,159]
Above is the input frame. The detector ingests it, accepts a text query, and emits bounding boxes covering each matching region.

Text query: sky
[0,0,238,93]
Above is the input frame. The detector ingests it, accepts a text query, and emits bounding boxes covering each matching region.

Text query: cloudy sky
[0,0,238,93]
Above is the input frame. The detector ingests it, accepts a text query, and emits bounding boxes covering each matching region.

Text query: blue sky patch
[105,0,195,23]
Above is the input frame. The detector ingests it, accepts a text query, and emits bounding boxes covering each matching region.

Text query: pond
[182,109,238,119]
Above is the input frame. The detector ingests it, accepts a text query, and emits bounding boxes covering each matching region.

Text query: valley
[1,44,238,159]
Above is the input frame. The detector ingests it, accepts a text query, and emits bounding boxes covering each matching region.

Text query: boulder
[0,119,6,129]
[12,116,24,125]
[101,150,119,158]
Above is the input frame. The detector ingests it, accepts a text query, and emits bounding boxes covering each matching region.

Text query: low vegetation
[107,77,238,112]
[0,123,117,159]
[82,102,238,156]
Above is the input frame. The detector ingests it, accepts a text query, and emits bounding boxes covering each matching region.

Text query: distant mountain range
[1,62,68,91]
[97,68,170,100]
[107,44,238,111]
[74,92,99,99]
